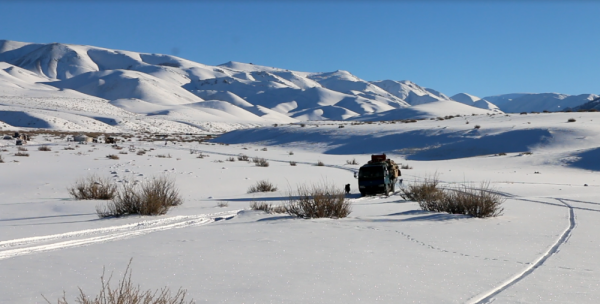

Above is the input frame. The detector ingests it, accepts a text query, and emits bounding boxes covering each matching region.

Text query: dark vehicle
[357,154,400,196]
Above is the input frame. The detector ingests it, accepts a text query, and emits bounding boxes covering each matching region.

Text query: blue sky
[0,1,598,97]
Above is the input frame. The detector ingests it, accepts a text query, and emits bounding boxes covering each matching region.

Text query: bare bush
[18,147,28,151]
[567,118,576,122]
[43,259,192,304]
[400,164,412,169]
[14,152,29,157]
[38,145,52,151]
[68,175,117,200]
[442,183,505,218]
[289,161,297,166]
[399,176,504,218]
[64,146,75,150]
[247,180,278,193]
[217,201,229,208]
[106,154,119,160]
[136,150,146,155]
[474,125,481,129]
[346,158,358,165]
[316,160,324,166]
[399,175,444,210]
[0,154,4,163]
[285,182,351,218]
[96,176,183,217]
[249,201,286,214]
[156,154,171,158]
[238,154,249,161]
[253,157,269,167]
[226,157,236,162]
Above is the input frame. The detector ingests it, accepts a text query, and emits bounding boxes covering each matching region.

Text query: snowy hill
[1,39,597,134]
[451,93,501,112]
[0,40,503,133]
[483,93,599,113]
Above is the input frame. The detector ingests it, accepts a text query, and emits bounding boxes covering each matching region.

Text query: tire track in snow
[467,199,575,304]
[0,210,240,261]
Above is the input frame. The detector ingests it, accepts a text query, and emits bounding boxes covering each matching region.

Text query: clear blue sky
[1,1,598,97]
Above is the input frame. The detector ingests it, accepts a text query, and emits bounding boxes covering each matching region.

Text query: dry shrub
[14,152,29,157]
[399,175,443,209]
[400,164,413,169]
[106,154,119,160]
[316,160,325,166]
[399,176,504,218]
[238,154,249,161]
[285,182,351,218]
[18,146,28,151]
[250,201,286,214]
[567,118,576,122]
[136,150,146,155]
[442,183,505,218]
[156,154,171,158]
[253,157,269,167]
[68,175,117,200]
[64,146,75,150]
[346,158,358,165]
[289,161,297,166]
[38,145,52,151]
[226,157,236,162]
[247,180,277,193]
[217,201,229,208]
[0,154,4,163]
[96,176,183,218]
[43,259,192,304]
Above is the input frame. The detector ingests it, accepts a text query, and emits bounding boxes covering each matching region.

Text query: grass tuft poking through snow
[249,201,286,214]
[285,182,351,219]
[42,259,193,304]
[68,175,117,200]
[96,176,183,218]
[247,180,278,193]
[400,175,504,218]
[253,157,269,167]
[38,145,52,151]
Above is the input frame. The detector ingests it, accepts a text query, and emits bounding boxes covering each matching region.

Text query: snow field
[2,118,600,303]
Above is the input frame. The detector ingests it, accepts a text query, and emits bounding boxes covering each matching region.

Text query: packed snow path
[0,211,239,260]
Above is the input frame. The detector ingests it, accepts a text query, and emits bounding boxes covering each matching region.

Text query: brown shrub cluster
[250,201,286,214]
[43,260,193,304]
[247,180,278,193]
[399,175,504,218]
[68,175,117,200]
[285,182,351,218]
[96,176,183,218]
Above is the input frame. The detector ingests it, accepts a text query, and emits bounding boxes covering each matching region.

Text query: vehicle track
[467,198,575,304]
[0,210,240,261]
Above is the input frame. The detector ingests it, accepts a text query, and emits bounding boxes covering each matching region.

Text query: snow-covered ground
[2,111,600,303]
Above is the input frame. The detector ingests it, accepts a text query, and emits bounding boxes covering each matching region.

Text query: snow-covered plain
[2,111,600,303]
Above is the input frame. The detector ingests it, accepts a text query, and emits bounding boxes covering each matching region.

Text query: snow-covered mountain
[451,93,501,113]
[0,39,595,134]
[483,93,599,113]
[0,40,502,133]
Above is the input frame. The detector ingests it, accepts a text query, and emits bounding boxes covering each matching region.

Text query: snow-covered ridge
[0,39,596,133]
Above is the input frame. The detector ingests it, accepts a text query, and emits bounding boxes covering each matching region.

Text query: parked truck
[357,154,400,196]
